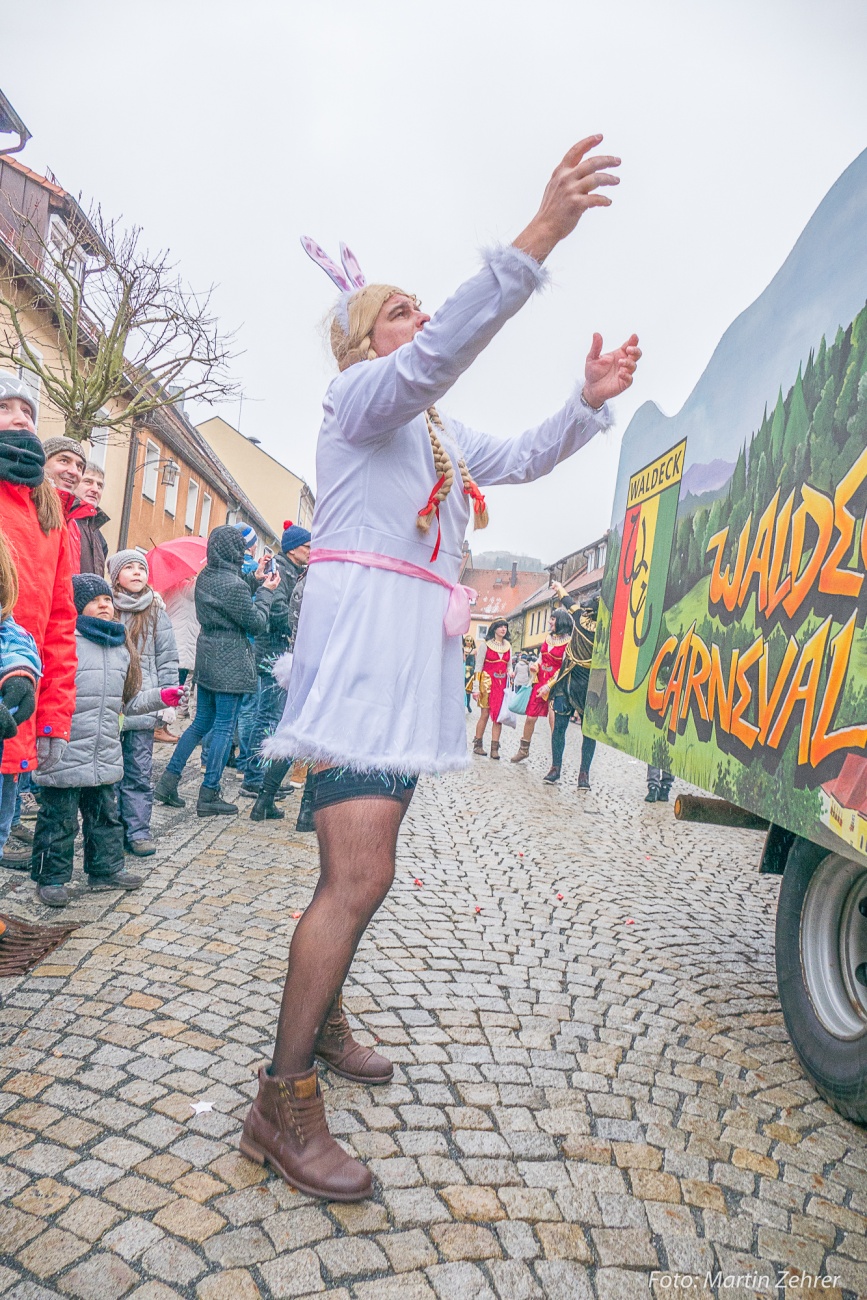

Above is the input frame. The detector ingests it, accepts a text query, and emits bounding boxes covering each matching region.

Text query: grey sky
[5,0,867,561]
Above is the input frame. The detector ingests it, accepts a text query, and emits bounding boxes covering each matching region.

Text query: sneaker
[542,767,561,784]
[10,822,34,845]
[37,884,69,907]
[2,841,32,871]
[645,788,659,803]
[19,792,38,821]
[238,782,261,798]
[577,770,591,790]
[126,839,156,856]
[88,869,144,891]
[152,726,178,744]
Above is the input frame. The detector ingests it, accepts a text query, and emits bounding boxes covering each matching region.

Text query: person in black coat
[155,526,278,815]
[240,521,311,798]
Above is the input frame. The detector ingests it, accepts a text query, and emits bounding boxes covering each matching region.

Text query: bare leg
[521,716,538,743]
[474,708,490,740]
[491,720,502,744]
[271,795,408,1077]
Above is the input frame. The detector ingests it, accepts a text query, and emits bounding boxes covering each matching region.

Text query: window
[164,468,178,517]
[597,542,607,571]
[88,428,108,470]
[199,493,212,537]
[142,440,160,501]
[185,478,199,530]
[88,410,111,469]
[17,350,42,429]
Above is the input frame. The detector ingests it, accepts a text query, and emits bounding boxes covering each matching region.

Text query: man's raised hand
[582,333,641,408]
[514,135,621,263]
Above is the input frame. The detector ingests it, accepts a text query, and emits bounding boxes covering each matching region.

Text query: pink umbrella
[146,536,208,594]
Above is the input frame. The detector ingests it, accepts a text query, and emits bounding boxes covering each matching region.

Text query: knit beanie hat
[107,549,149,586]
[233,522,258,550]
[281,519,312,553]
[72,572,112,614]
[0,374,37,419]
[42,435,86,468]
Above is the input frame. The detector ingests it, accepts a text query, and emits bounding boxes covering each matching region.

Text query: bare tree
[0,205,240,443]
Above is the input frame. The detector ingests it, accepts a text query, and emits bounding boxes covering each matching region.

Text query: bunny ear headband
[301,237,367,332]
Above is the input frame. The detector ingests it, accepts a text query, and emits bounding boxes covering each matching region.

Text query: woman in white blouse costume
[242,138,641,1202]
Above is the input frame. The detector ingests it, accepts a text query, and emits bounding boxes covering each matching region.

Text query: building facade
[196,416,314,540]
[0,146,273,554]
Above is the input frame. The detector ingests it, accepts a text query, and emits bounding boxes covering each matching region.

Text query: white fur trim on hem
[480,244,550,292]
[260,731,470,778]
[271,651,294,690]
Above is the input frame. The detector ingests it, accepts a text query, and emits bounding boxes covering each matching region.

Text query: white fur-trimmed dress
[263,245,611,776]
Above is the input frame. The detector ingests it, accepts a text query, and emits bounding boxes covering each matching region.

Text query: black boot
[251,792,284,822]
[542,766,561,784]
[645,787,659,803]
[197,785,238,817]
[295,781,315,832]
[154,771,185,808]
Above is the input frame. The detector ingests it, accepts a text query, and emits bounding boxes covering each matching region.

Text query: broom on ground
[0,914,79,977]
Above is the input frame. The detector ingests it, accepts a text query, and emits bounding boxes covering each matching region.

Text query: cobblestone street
[1,721,866,1300]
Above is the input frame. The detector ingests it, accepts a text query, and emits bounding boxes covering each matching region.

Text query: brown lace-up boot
[314,993,393,1084]
[240,1065,372,1200]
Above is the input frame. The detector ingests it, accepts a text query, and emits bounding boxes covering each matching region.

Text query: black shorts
[311,767,419,812]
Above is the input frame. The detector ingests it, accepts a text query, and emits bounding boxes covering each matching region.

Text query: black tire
[776,837,867,1123]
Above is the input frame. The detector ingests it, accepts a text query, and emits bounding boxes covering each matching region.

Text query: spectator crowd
[0,374,312,909]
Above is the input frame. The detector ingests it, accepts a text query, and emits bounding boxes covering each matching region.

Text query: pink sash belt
[308,548,477,636]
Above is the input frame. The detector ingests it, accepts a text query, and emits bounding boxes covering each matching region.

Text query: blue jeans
[0,772,17,855]
[244,675,288,790]
[167,688,244,791]
[235,691,259,773]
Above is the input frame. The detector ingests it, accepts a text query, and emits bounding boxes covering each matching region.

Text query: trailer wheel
[776,839,867,1123]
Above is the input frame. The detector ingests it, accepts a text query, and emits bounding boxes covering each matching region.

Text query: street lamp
[118,442,183,547]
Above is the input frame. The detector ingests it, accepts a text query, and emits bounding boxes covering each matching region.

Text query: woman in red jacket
[0,376,77,861]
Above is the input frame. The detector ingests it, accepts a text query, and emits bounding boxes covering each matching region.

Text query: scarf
[0,430,45,487]
[112,588,155,614]
[76,615,127,647]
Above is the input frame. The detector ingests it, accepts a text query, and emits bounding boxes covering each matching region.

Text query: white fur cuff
[481,244,550,292]
[568,380,614,429]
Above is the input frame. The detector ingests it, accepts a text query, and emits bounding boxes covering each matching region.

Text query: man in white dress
[242,136,642,1200]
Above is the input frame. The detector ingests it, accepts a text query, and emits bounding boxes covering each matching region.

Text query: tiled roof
[566,565,604,594]
[464,568,542,620]
[0,154,65,197]
[823,753,867,815]
[515,580,554,615]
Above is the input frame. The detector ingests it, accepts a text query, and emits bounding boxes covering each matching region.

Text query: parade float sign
[584,148,867,863]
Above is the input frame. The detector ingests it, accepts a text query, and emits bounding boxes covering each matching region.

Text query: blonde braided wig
[330,285,490,543]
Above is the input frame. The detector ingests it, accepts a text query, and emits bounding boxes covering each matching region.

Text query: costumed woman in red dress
[511,608,573,763]
[472,619,511,760]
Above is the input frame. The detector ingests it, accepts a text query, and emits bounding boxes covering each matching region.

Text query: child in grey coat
[109,550,179,856]
[31,575,182,908]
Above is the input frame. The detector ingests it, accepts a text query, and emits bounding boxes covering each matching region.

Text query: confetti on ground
[474,906,482,913]
[189,1101,214,1115]
[291,911,303,919]
[414,878,423,887]
[626,918,635,925]
[557,893,564,901]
